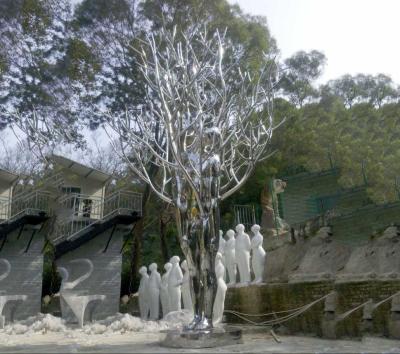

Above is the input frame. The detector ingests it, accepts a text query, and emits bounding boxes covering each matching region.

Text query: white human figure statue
[224,229,236,285]
[218,230,226,281]
[168,256,183,312]
[138,266,150,320]
[212,252,227,325]
[235,224,251,284]
[181,260,194,313]
[251,224,266,284]
[218,230,226,258]
[148,263,162,320]
[160,262,172,317]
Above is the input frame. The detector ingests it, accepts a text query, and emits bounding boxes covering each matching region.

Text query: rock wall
[226,226,400,338]
[225,280,400,338]
[264,227,351,284]
[264,226,400,284]
[225,282,331,335]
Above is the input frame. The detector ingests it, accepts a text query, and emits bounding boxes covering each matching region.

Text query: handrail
[51,190,142,244]
[0,171,63,222]
[58,193,103,205]
[0,190,52,224]
[0,197,10,220]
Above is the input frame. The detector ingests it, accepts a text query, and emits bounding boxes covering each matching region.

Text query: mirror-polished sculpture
[104,25,275,333]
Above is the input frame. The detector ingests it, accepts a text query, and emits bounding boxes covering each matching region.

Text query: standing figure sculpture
[224,230,236,285]
[218,230,226,258]
[168,256,183,312]
[181,260,194,313]
[148,263,162,320]
[218,230,226,281]
[235,224,251,284]
[212,252,227,325]
[138,266,150,320]
[251,224,266,283]
[161,262,172,317]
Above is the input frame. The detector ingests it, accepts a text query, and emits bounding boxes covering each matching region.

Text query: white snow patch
[1,310,193,336]
[83,310,193,334]
[3,314,67,335]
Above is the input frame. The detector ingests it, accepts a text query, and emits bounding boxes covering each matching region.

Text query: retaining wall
[225,280,400,338]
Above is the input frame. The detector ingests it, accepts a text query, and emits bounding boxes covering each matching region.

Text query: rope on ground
[224,302,315,317]
[224,294,330,326]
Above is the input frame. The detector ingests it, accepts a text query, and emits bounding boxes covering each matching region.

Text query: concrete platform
[1,332,400,353]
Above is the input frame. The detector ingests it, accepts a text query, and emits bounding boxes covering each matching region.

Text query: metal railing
[0,171,64,223]
[0,196,10,220]
[234,204,257,231]
[52,190,142,245]
[0,191,52,224]
[58,193,104,219]
[103,191,142,219]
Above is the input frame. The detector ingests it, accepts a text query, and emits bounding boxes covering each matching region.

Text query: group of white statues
[138,224,266,324]
[138,255,190,321]
[220,224,266,285]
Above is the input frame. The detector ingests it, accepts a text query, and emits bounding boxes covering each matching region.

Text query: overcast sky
[229,0,400,84]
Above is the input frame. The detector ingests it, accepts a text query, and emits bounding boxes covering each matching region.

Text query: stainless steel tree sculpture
[104,26,277,330]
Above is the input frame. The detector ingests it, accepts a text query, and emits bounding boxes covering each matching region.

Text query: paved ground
[1,331,400,353]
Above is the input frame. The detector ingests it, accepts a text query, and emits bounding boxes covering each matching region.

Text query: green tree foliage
[74,0,133,26]
[141,0,277,72]
[71,0,143,127]
[279,50,326,107]
[3,0,400,295]
[233,94,400,216]
[361,74,398,108]
[0,0,85,149]
[63,38,100,81]
[326,73,398,108]
[325,74,361,108]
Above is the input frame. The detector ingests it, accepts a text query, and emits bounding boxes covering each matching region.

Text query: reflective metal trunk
[176,204,219,330]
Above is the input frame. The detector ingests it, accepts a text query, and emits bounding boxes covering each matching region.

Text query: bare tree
[80,134,126,176]
[101,26,278,330]
[0,132,42,176]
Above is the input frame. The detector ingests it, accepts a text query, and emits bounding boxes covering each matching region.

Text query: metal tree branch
[102,25,277,329]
